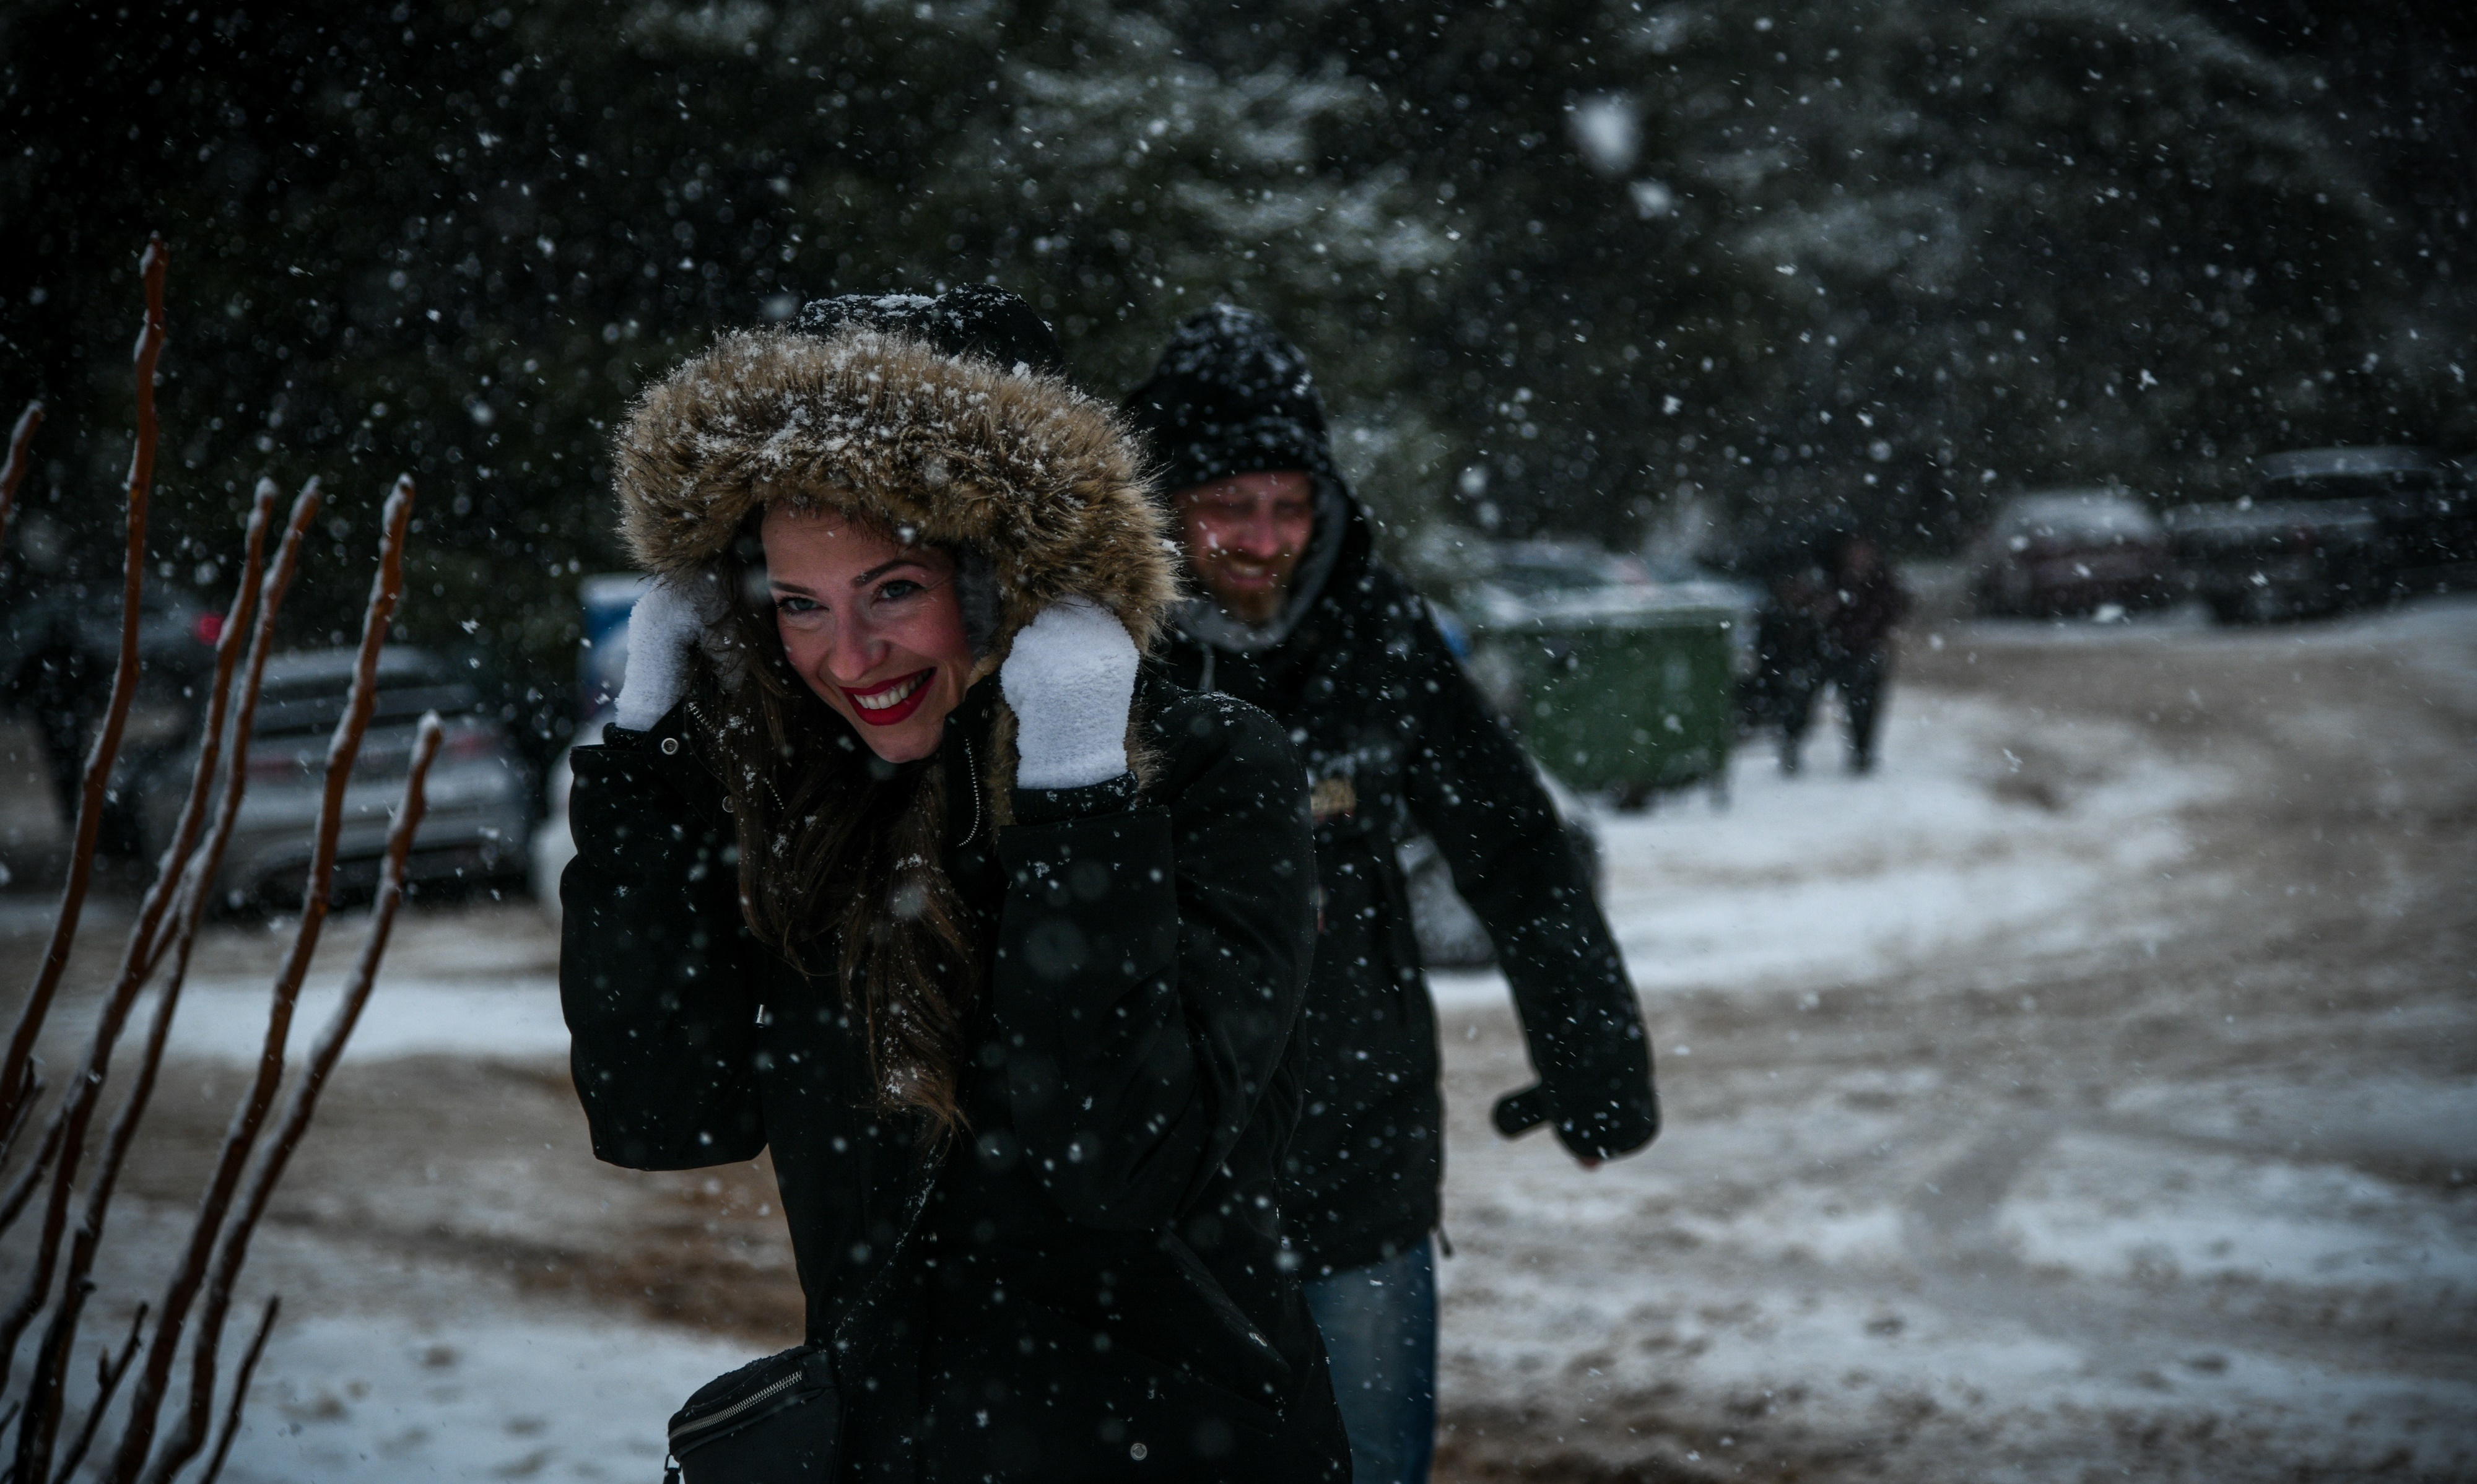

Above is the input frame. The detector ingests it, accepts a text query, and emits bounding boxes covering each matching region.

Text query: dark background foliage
[3,0,2470,763]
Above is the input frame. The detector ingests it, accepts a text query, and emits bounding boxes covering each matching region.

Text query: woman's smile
[844,667,936,725]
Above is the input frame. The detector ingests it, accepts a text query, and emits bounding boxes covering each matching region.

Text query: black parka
[1123,306,1659,1275]
[1157,504,1659,1274]
[562,675,1347,1481]
[567,289,1349,1481]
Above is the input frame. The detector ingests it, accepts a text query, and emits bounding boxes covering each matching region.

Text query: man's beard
[1215,579,1287,626]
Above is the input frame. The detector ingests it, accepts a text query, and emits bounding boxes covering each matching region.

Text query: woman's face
[762,506,975,765]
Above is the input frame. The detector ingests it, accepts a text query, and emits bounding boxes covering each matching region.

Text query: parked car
[1971,489,2178,617]
[2165,447,2474,623]
[0,529,219,854]
[142,646,532,909]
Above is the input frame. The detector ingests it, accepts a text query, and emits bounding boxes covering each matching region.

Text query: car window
[2261,472,2437,502]
[2001,500,2159,540]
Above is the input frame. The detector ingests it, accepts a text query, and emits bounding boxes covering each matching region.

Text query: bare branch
[0,480,307,1405]
[0,1083,56,1235]
[57,483,316,1473]
[0,477,274,1186]
[44,1301,145,1484]
[0,401,40,558]
[0,235,170,1135]
[191,1296,275,1484]
[147,713,442,1484]
[107,478,415,1484]
[0,485,278,1477]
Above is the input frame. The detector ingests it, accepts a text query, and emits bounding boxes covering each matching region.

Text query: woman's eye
[875,579,925,603]
[773,594,819,615]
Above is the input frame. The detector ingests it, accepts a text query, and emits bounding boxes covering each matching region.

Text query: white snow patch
[1432,686,2226,1008]
[209,1311,749,1483]
[137,976,567,1065]
[2000,1132,2477,1290]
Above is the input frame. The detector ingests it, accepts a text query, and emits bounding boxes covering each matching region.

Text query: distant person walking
[1823,532,1908,773]
[1125,305,1661,1484]
[1781,531,1910,775]
[1747,563,1830,775]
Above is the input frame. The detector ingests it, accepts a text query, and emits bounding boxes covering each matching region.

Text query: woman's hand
[1001,596,1139,789]
[612,571,726,731]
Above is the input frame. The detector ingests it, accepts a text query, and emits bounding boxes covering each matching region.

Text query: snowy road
[6,598,2473,1482]
[1432,599,2477,1482]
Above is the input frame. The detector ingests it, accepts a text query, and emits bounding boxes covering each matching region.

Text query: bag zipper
[668,1367,807,1452]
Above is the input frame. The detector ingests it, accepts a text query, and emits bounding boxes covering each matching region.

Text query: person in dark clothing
[1123,306,1660,1484]
[1745,565,1829,775]
[560,287,1349,1482]
[1819,533,1910,774]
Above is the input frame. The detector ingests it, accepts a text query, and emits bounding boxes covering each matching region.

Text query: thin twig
[192,1296,276,1484]
[45,1302,146,1484]
[0,475,274,1199]
[0,1081,55,1233]
[0,401,40,558]
[108,478,415,1484]
[151,713,441,1484]
[60,482,316,1478]
[0,236,168,1138]
[1,486,279,1478]
[0,480,286,1385]
[0,239,171,1415]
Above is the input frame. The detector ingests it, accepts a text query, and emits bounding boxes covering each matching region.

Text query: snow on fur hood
[612,321,1180,674]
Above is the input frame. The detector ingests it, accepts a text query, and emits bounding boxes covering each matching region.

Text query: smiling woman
[761,508,972,762]
[556,285,1349,1482]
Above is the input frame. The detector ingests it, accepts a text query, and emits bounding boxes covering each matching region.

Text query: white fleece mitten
[1001,596,1139,790]
[612,571,726,731]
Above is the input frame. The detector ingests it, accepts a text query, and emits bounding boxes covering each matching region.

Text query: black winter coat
[559,675,1349,1482]
[1161,501,1660,1275]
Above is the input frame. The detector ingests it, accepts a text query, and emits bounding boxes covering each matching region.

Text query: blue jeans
[1302,1241,1437,1484]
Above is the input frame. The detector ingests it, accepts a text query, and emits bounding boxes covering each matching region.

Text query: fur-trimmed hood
[614,320,1180,675]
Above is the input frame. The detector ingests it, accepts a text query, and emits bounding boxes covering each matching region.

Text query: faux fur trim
[614,324,1180,664]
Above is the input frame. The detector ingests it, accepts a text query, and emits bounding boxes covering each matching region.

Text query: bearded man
[1125,307,1661,1484]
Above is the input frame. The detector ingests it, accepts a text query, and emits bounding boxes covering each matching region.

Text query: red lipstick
[842,668,935,727]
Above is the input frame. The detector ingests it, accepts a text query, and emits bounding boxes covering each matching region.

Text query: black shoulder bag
[663,1140,944,1483]
[664,1343,840,1483]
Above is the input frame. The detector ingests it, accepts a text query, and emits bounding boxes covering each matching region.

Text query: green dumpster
[1468,602,1738,802]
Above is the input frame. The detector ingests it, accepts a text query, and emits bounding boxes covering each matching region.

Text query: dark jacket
[567,290,1348,1481]
[1125,307,1659,1277]
[562,677,1344,1481]
[1825,566,1909,659]
[1152,505,1658,1274]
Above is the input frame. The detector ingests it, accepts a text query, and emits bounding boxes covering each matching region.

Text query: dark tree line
[4,0,2467,758]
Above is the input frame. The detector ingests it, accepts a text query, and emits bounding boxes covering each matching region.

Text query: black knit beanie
[794,283,1069,380]
[1122,305,1341,496]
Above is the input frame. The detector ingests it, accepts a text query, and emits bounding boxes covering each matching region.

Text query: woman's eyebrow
[851,556,931,588]
[768,576,816,596]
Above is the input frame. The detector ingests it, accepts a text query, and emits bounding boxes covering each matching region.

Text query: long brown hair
[692,518,983,1140]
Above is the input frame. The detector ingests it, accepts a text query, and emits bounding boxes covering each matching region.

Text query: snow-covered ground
[1436,679,2231,1010]
[214,1311,749,1484]
[1424,602,2477,1480]
[11,599,2476,1481]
